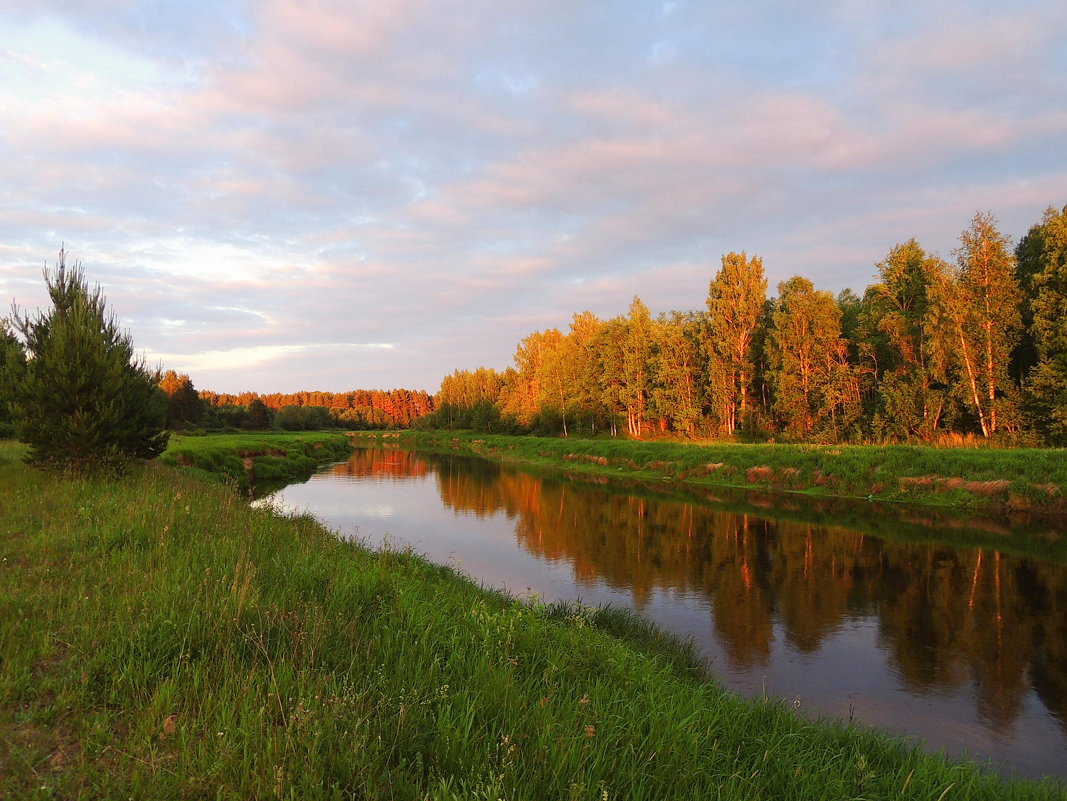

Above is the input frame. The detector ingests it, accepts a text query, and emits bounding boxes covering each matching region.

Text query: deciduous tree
[620,297,655,437]
[650,311,704,435]
[500,329,563,429]
[705,252,767,435]
[159,369,205,428]
[767,277,856,440]
[944,212,1022,436]
[862,240,951,440]
[1026,204,1067,442]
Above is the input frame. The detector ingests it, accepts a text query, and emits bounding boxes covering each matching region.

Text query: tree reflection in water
[308,446,1067,774]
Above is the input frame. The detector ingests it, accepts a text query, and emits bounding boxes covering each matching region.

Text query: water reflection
[270,446,1067,778]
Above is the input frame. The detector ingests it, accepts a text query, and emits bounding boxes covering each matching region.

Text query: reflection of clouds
[2,0,1066,392]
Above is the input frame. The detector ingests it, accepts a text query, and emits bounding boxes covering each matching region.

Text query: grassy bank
[384,431,1067,514]
[160,431,351,493]
[1,443,1064,798]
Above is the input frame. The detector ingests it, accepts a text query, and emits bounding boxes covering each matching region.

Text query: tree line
[157,378,435,432]
[418,206,1067,445]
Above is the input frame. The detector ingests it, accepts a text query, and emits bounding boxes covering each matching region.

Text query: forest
[419,206,1067,446]
[154,373,435,432]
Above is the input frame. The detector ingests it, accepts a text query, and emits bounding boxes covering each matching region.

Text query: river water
[261,444,1067,780]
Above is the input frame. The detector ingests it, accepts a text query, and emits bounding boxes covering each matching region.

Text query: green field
[1,439,1064,798]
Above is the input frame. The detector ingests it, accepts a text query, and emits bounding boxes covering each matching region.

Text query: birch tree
[621,297,653,438]
[945,212,1022,437]
[705,252,767,435]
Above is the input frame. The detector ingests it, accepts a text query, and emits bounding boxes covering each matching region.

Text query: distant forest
[419,206,1067,446]
[157,205,1067,446]
[158,374,433,432]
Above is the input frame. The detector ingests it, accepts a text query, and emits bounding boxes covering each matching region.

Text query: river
[260,444,1067,780]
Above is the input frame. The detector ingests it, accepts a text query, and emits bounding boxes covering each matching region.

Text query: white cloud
[147,341,394,373]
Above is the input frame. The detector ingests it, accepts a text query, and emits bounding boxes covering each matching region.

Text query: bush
[8,251,168,471]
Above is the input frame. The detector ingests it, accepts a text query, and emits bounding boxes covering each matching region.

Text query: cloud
[147,341,394,374]
[2,0,1065,393]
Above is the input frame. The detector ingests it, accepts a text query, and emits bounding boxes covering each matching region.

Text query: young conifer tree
[0,317,26,436]
[10,250,168,470]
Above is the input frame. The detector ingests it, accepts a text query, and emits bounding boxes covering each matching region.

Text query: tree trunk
[956,321,989,437]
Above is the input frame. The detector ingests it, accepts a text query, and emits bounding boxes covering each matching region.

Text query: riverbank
[379,431,1067,514]
[0,441,1063,798]
[160,431,351,493]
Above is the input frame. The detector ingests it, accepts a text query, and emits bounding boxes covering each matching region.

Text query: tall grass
[1,445,1063,798]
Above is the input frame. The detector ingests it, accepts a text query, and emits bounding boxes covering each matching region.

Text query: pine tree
[0,318,26,436]
[10,251,168,470]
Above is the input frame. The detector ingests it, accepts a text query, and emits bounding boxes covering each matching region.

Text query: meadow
[2,438,1066,798]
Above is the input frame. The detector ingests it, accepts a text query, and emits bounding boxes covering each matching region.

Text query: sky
[1,1,1065,394]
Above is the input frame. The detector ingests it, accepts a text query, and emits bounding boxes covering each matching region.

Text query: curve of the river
[261,445,1067,780]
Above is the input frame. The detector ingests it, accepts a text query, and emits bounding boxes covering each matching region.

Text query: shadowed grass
[1,442,1064,798]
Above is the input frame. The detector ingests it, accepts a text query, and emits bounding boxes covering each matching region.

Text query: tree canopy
[420,204,1067,446]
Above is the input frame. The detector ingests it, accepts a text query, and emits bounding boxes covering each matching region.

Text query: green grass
[386,431,1067,514]
[160,431,352,493]
[1,442,1064,798]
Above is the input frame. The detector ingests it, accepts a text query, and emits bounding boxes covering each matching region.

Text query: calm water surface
[263,445,1067,780]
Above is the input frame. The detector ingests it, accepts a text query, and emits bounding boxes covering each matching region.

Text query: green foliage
[422,206,1066,446]
[9,252,168,470]
[861,240,952,441]
[704,252,767,435]
[766,276,859,441]
[620,296,653,437]
[946,212,1023,436]
[0,317,26,438]
[275,403,333,431]
[649,311,705,435]
[1026,205,1067,443]
[247,397,272,429]
[158,369,206,428]
[427,367,512,431]
[330,404,392,430]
